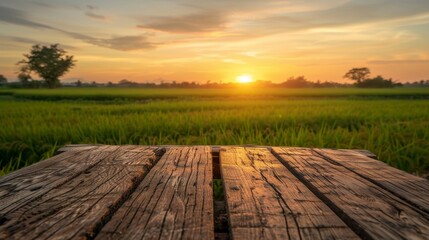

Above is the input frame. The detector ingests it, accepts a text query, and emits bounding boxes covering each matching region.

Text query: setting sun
[236,75,254,83]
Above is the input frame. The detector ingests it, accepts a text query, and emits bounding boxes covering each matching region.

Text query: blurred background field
[2,88,429,100]
[1,87,428,176]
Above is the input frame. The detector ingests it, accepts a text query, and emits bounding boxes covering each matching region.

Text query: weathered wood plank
[56,144,99,154]
[0,145,118,214]
[220,147,358,240]
[272,147,429,240]
[268,147,378,159]
[0,146,162,239]
[315,148,429,213]
[315,149,429,213]
[97,146,214,240]
[349,149,378,159]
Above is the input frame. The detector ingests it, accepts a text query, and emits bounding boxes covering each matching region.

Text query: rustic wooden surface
[0,145,428,240]
[315,148,429,213]
[97,146,214,240]
[0,146,162,239]
[272,147,429,240]
[220,147,358,239]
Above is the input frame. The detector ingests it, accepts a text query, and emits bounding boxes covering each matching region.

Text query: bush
[357,75,402,88]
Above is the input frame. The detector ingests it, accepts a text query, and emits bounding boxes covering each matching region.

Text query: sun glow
[236,74,254,83]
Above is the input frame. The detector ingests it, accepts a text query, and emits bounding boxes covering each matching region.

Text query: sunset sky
[1,0,429,83]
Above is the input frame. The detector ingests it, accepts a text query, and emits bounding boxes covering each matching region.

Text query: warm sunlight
[236,75,254,83]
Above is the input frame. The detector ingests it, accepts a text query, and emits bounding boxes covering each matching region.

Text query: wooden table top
[0,145,428,240]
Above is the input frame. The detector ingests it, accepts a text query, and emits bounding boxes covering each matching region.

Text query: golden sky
[1,0,429,83]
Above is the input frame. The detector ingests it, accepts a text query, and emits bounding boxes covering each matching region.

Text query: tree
[18,73,31,85]
[76,80,82,87]
[17,44,76,88]
[343,67,370,83]
[281,76,310,88]
[358,75,401,88]
[0,74,7,83]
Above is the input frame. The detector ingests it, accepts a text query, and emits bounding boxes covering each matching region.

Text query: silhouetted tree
[18,73,31,86]
[281,76,310,88]
[343,67,371,83]
[358,75,401,88]
[118,79,138,87]
[0,74,7,83]
[17,44,75,88]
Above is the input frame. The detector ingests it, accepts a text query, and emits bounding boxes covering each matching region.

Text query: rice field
[2,87,429,100]
[0,88,428,176]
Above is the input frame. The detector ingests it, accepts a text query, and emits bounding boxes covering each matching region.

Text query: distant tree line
[343,68,402,88]
[0,74,7,84]
[402,80,429,87]
[62,77,383,89]
[6,74,429,89]
[2,43,428,89]
[62,77,349,89]
[278,76,346,88]
[65,69,405,89]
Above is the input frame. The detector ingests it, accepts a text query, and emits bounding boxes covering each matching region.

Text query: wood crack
[313,148,429,215]
[270,148,373,240]
[2,145,428,239]
[95,146,214,240]
[0,146,165,240]
[222,147,358,239]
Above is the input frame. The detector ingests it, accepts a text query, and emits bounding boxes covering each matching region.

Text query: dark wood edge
[57,144,378,159]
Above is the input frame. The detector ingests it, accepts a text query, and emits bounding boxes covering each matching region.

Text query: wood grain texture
[56,144,100,154]
[97,146,214,240]
[0,145,118,215]
[322,148,378,159]
[272,147,429,240]
[314,148,429,213]
[0,145,161,240]
[220,147,358,240]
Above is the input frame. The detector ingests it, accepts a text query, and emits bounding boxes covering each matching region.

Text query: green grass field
[1,88,428,176]
[2,87,429,101]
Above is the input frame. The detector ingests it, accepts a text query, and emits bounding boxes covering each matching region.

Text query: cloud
[368,59,429,64]
[85,12,107,20]
[222,58,245,64]
[251,0,429,34]
[31,1,55,8]
[133,0,429,41]
[0,6,55,29]
[177,0,292,13]
[241,51,260,57]
[2,0,429,52]
[84,4,107,20]
[87,5,96,10]
[0,6,156,51]
[137,11,227,33]
[66,32,157,51]
[0,35,78,50]
[95,35,157,51]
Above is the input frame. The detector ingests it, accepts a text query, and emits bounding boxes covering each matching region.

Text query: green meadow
[1,88,428,176]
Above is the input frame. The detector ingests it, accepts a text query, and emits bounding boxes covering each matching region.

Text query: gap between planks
[0,146,166,239]
[220,146,359,240]
[2,145,429,240]
[96,146,214,240]
[271,147,429,240]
